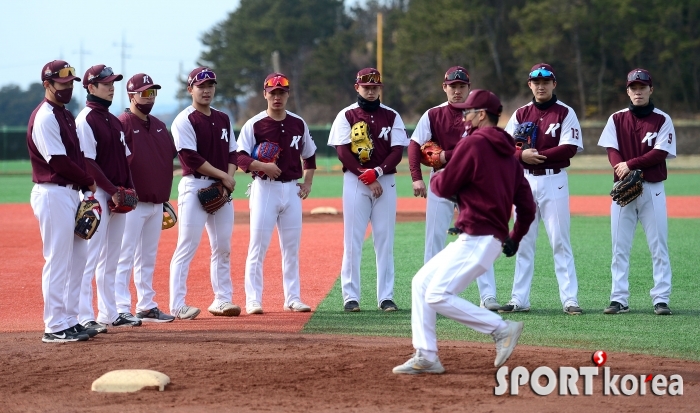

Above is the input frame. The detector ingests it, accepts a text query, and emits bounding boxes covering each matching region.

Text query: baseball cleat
[42,328,89,343]
[492,320,524,367]
[480,297,501,311]
[393,350,445,375]
[564,305,583,315]
[380,299,398,312]
[654,303,672,315]
[71,323,98,338]
[603,301,629,314]
[285,301,311,312]
[498,301,530,313]
[82,320,108,334]
[136,307,176,323]
[208,302,241,317]
[344,300,360,312]
[246,301,264,315]
[111,313,143,327]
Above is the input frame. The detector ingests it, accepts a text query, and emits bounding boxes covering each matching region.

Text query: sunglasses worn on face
[129,89,157,98]
[445,70,469,82]
[49,67,77,78]
[189,70,216,86]
[627,71,651,82]
[265,75,290,88]
[529,69,555,79]
[356,73,381,84]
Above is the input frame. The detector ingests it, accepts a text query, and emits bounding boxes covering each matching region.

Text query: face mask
[135,102,154,115]
[52,85,73,104]
[464,119,478,136]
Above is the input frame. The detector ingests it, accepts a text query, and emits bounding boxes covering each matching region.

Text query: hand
[502,237,519,257]
[613,162,630,179]
[367,180,383,198]
[221,175,236,193]
[439,151,447,166]
[412,180,427,198]
[297,181,312,199]
[358,167,383,185]
[84,192,102,218]
[521,149,547,165]
[88,182,97,193]
[261,162,282,179]
[111,192,120,206]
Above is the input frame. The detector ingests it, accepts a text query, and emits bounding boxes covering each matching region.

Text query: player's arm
[510,167,536,243]
[76,113,118,196]
[297,122,317,199]
[430,139,475,200]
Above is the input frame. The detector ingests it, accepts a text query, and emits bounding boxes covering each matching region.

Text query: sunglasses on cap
[265,75,290,88]
[356,72,381,84]
[627,71,651,82]
[189,70,216,87]
[47,67,77,78]
[529,69,555,79]
[445,70,470,82]
[129,89,157,98]
[462,108,484,116]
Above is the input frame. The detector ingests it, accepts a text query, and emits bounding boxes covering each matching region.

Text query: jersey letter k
[221,129,229,142]
[642,132,658,146]
[545,123,561,137]
[378,127,391,140]
[290,135,301,150]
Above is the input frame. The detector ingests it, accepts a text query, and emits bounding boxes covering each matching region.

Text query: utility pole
[114,33,131,112]
[75,41,90,110]
[377,13,383,74]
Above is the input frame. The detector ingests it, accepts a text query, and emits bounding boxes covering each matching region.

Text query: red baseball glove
[108,187,138,213]
[420,141,444,169]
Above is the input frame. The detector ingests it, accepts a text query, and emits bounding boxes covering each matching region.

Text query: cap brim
[357,82,382,86]
[133,84,162,92]
[450,101,471,109]
[627,80,651,87]
[192,79,217,86]
[94,74,124,83]
[52,76,81,84]
[264,85,289,93]
[444,79,469,85]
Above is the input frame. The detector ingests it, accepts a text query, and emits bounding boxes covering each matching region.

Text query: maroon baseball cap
[83,65,123,89]
[263,72,290,92]
[452,89,503,116]
[41,60,81,84]
[126,73,162,93]
[444,66,470,85]
[187,67,217,87]
[355,68,382,86]
[626,68,652,87]
[528,63,556,80]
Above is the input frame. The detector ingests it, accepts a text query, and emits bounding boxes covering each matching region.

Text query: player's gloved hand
[502,236,519,257]
[358,167,383,185]
[83,191,102,218]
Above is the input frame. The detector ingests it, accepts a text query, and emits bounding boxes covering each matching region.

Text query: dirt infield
[1,197,698,411]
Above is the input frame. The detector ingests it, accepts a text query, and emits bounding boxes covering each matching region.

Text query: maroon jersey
[118,111,177,203]
[236,111,317,181]
[171,106,237,176]
[409,102,466,180]
[431,126,535,243]
[598,107,676,183]
[75,101,132,187]
[27,99,90,185]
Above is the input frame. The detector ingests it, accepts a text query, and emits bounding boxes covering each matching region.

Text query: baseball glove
[108,187,138,213]
[162,201,177,230]
[420,141,444,169]
[350,121,374,164]
[198,181,231,214]
[75,196,101,240]
[513,121,537,151]
[252,141,281,178]
[610,169,644,207]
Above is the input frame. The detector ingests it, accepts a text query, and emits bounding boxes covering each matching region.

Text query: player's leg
[204,197,235,311]
[244,179,278,311]
[638,182,672,307]
[370,173,397,308]
[340,171,372,309]
[95,212,127,325]
[476,266,499,309]
[609,197,638,308]
[277,181,306,310]
[114,202,148,314]
[508,175,540,310]
[133,203,164,314]
[423,172,455,263]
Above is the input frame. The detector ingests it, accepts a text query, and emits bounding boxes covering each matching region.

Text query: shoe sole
[393,367,445,375]
[564,309,583,315]
[344,307,361,312]
[495,322,524,367]
[42,337,87,343]
[138,317,175,323]
[177,309,202,320]
[382,307,398,312]
[209,307,241,317]
[247,308,264,315]
[603,308,630,314]
[284,307,311,312]
[655,310,672,315]
[112,323,142,327]
[498,308,530,313]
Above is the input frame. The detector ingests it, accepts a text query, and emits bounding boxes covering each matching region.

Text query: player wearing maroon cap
[598,69,676,316]
[500,63,584,316]
[408,66,501,311]
[114,73,177,323]
[236,73,317,315]
[170,67,240,320]
[393,90,535,374]
[327,68,409,312]
[29,60,98,342]
[75,64,142,330]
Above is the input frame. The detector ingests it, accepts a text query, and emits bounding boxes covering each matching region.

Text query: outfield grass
[303,217,700,360]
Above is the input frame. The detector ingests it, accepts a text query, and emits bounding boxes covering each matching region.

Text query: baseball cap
[451,89,503,116]
[263,72,290,92]
[626,68,652,87]
[355,68,382,86]
[528,63,556,81]
[187,67,217,87]
[41,60,81,84]
[444,66,470,85]
[126,73,161,93]
[83,65,123,89]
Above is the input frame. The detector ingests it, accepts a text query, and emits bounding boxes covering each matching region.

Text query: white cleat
[492,320,524,367]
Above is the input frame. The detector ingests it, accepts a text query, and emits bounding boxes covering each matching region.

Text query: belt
[192,173,217,181]
[57,183,80,191]
[526,168,561,176]
[256,175,295,184]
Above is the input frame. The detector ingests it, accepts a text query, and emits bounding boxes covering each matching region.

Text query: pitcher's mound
[91,369,170,393]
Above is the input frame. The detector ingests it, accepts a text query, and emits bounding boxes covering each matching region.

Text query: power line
[114,32,132,112]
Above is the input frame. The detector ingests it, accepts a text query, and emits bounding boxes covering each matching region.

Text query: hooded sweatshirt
[431,126,535,243]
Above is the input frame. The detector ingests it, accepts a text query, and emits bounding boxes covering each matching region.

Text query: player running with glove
[328,68,409,312]
[598,69,676,315]
[408,65,501,311]
[236,73,317,315]
[394,90,535,374]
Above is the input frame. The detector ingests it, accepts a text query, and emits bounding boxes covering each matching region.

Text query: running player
[236,73,317,315]
[500,63,584,316]
[598,68,676,315]
[408,65,501,311]
[29,60,97,342]
[76,64,142,329]
[115,73,177,322]
[327,68,409,312]
[393,90,536,374]
[170,67,240,320]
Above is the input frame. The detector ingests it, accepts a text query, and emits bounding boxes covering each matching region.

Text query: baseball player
[327,68,409,312]
[76,64,143,329]
[170,67,240,320]
[500,63,584,316]
[408,66,501,311]
[393,90,536,374]
[236,73,317,315]
[598,69,676,315]
[28,60,98,342]
[114,73,177,322]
